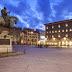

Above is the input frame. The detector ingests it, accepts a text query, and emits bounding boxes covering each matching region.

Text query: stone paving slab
[0,47,72,72]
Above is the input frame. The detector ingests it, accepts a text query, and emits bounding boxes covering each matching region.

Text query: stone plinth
[0,39,12,53]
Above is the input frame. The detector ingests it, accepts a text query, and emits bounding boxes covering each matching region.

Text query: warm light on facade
[47,36,48,38]
[62,30,64,32]
[66,41,68,45]
[52,35,54,38]
[45,19,72,47]
[52,26,54,28]
[58,35,60,37]
[69,41,72,46]
[70,29,72,31]
[31,31,33,34]
[62,41,69,46]
[55,30,57,33]
[38,40,40,44]
[38,36,47,45]
[49,31,51,33]
[58,30,60,32]
[63,37,66,40]
[21,40,24,44]
[47,27,48,29]
[53,37,55,41]
[58,25,60,28]
[47,32,48,33]
[66,34,68,37]
[66,29,68,32]
[52,31,54,33]
[62,41,65,45]
[66,23,68,27]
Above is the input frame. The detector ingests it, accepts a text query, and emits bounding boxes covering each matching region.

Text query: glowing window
[58,30,60,32]
[47,36,48,38]
[58,25,60,28]
[52,26,54,28]
[70,29,72,31]
[66,29,68,32]
[66,24,68,27]
[63,37,66,40]
[47,32,48,33]
[62,30,64,32]
[31,31,33,34]
[49,31,51,33]
[52,35,54,38]
[66,34,68,37]
[47,27,48,29]
[55,31,57,33]
[52,31,54,33]
[53,37,55,40]
[58,35,60,37]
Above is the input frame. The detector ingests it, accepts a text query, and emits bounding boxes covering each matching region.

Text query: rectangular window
[49,31,51,33]
[55,31,57,33]
[58,30,60,32]
[62,30,64,32]
[58,25,60,28]
[46,27,48,29]
[70,29,72,31]
[52,31,54,33]
[66,23,68,27]
[66,29,68,32]
[52,26,54,28]
[58,35,60,38]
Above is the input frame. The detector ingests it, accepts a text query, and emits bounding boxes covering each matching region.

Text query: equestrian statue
[0,7,18,28]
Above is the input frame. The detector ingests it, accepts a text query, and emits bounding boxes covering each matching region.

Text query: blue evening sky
[0,0,72,30]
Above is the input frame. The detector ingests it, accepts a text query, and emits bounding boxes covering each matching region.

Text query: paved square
[0,47,72,72]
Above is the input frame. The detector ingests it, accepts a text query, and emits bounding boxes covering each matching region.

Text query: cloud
[35,23,45,30]
[0,0,69,30]
[49,3,56,17]
[20,4,44,29]
[0,4,4,15]
[14,14,30,28]
[48,18,53,22]
[27,0,37,10]
[26,0,44,21]
[37,0,51,22]
[5,0,20,7]
[49,0,63,18]
[62,10,72,19]
[30,8,44,21]
[0,4,3,9]
[0,0,47,30]
[50,0,63,6]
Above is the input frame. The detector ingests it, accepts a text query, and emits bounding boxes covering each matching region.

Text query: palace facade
[20,28,40,45]
[45,19,72,46]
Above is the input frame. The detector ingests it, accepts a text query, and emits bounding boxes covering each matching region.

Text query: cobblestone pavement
[0,47,72,72]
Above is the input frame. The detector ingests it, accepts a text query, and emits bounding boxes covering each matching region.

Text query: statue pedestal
[0,31,12,53]
[0,39,12,53]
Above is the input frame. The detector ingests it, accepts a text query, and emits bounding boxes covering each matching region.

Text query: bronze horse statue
[0,7,18,28]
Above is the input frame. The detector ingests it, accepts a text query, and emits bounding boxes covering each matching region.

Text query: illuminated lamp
[21,40,23,44]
